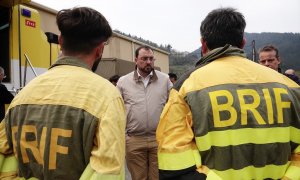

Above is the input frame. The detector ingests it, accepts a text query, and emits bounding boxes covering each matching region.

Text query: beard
[140,65,153,74]
[92,55,102,72]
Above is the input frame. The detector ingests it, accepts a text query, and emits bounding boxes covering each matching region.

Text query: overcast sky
[34,0,300,52]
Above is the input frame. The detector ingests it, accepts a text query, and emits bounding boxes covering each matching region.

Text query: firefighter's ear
[201,38,208,55]
[58,35,63,47]
[95,42,104,57]
[240,37,246,49]
[99,42,105,52]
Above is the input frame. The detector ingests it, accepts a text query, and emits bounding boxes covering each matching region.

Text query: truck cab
[0,0,59,94]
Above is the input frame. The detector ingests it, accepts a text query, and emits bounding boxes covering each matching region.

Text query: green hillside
[170,33,300,77]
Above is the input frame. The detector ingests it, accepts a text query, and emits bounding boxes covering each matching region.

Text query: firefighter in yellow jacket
[156,7,300,180]
[0,7,126,179]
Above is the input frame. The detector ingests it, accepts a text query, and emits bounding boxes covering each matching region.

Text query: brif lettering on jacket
[11,125,72,170]
[209,87,291,127]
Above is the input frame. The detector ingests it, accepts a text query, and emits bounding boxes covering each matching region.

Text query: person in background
[117,45,172,180]
[259,45,300,85]
[109,74,120,86]
[168,72,177,84]
[285,68,300,85]
[156,7,300,179]
[285,69,296,75]
[0,66,14,121]
[258,45,281,71]
[0,7,126,179]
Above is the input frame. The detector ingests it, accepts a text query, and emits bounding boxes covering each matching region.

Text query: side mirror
[45,32,59,44]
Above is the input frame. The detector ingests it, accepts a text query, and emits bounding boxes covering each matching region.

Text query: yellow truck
[0,0,60,94]
[1,1,171,93]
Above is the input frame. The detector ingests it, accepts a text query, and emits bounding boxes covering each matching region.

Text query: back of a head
[200,7,246,50]
[109,75,120,83]
[168,73,177,80]
[285,69,295,75]
[56,7,112,55]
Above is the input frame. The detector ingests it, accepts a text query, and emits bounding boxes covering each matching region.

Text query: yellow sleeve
[0,120,12,155]
[80,163,125,180]
[83,97,126,180]
[283,146,300,180]
[0,119,18,179]
[156,89,200,170]
[157,89,222,179]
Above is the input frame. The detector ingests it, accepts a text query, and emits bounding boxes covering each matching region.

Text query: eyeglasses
[140,57,156,62]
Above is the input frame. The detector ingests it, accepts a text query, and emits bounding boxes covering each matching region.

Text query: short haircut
[200,7,246,49]
[135,45,153,58]
[56,7,112,54]
[168,73,177,80]
[109,75,120,82]
[259,45,279,58]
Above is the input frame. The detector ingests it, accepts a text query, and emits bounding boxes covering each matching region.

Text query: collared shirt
[137,70,153,88]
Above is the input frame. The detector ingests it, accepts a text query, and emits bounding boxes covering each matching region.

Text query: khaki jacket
[117,70,172,137]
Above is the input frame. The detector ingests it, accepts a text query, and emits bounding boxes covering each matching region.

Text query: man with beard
[117,45,172,180]
[0,7,126,179]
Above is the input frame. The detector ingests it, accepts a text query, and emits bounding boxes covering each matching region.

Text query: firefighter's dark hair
[200,7,246,49]
[56,7,112,54]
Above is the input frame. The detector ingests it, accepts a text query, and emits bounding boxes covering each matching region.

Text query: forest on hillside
[170,33,300,77]
[114,29,172,52]
[113,30,300,78]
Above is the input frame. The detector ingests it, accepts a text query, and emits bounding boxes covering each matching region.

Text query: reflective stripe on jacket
[157,55,300,179]
[0,57,126,179]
